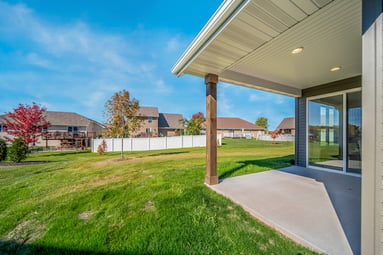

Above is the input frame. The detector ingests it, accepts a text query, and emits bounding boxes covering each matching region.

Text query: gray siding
[295,97,306,167]
[302,76,361,97]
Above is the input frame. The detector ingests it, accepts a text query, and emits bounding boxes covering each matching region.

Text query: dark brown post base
[205,175,218,185]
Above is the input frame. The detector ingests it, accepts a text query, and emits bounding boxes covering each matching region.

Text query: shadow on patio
[211,165,361,255]
[219,156,294,179]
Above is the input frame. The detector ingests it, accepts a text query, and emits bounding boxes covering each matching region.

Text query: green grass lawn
[0,139,317,254]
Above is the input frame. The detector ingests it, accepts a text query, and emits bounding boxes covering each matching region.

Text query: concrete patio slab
[210,166,360,255]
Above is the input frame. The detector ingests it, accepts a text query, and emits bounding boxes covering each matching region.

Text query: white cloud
[25,53,54,69]
[218,89,235,117]
[167,37,181,52]
[249,94,258,102]
[0,1,182,121]
[154,79,170,93]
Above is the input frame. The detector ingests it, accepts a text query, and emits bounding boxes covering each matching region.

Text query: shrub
[8,137,28,162]
[97,140,107,155]
[97,145,104,155]
[0,139,7,161]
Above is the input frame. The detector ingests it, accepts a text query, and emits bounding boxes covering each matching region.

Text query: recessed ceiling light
[291,47,304,54]
[330,66,341,72]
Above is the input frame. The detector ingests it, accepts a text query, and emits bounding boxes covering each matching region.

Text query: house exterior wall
[0,131,61,147]
[279,128,295,136]
[361,5,383,254]
[217,129,264,139]
[135,117,159,137]
[0,123,103,148]
[48,125,87,132]
[86,122,104,137]
[158,129,180,137]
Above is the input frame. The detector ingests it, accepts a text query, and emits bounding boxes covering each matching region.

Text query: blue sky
[0,0,294,130]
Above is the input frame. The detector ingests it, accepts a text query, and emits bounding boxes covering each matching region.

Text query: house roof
[203,117,264,130]
[276,117,295,130]
[0,111,104,128]
[172,0,361,97]
[137,106,159,117]
[45,111,103,127]
[158,113,184,129]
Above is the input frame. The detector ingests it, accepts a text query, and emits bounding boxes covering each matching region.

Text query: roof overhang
[172,0,362,97]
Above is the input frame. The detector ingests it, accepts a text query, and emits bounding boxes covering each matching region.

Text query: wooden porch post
[205,73,218,185]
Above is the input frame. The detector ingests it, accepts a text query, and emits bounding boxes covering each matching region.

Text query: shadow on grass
[219,155,294,179]
[35,150,91,157]
[0,240,129,255]
[0,161,51,167]
[146,151,189,157]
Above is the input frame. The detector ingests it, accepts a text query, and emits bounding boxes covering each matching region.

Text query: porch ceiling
[172,0,362,97]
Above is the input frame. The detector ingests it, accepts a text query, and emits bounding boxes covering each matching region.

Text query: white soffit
[172,0,361,96]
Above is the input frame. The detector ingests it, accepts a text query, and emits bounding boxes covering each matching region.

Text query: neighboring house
[172,0,380,253]
[0,111,104,148]
[158,113,184,137]
[134,107,185,137]
[135,106,159,137]
[276,117,295,135]
[202,117,265,139]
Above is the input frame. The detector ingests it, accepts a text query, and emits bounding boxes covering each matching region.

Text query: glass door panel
[347,92,362,174]
[308,95,344,170]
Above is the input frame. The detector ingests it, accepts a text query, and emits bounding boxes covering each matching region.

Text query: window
[148,117,153,123]
[0,124,6,132]
[68,126,79,132]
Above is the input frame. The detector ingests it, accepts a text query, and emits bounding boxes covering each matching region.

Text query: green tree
[255,117,268,130]
[0,139,7,161]
[183,112,205,135]
[104,90,143,158]
[8,137,28,162]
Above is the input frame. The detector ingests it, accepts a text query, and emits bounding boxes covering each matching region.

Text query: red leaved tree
[3,103,50,146]
[270,130,279,142]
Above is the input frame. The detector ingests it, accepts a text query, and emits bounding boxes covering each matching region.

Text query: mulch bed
[0,161,50,168]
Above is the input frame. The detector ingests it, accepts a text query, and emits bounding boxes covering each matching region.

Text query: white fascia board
[171,0,249,77]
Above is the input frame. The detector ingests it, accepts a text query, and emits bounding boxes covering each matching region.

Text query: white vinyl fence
[257,134,295,142]
[92,135,222,153]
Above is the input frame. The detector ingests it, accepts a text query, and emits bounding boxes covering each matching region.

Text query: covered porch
[173,0,383,254]
[211,166,360,254]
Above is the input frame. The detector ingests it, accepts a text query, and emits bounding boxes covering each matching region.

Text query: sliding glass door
[308,90,361,174]
[308,95,344,171]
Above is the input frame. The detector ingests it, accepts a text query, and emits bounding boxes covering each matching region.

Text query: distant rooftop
[276,117,295,130]
[137,106,159,117]
[1,111,103,127]
[203,117,264,130]
[158,113,184,129]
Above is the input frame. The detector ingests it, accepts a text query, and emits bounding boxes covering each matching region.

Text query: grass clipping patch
[77,211,93,220]
[2,219,45,244]
[0,219,46,253]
